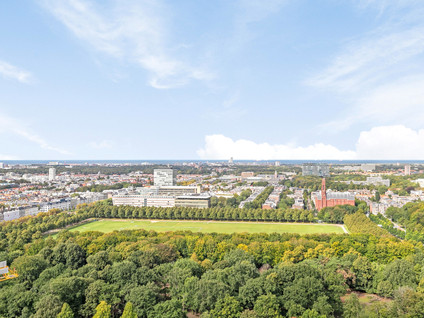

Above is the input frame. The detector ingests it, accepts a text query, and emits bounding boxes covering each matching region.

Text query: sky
[1,0,424,160]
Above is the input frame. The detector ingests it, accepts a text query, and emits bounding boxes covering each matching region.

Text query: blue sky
[1,0,424,160]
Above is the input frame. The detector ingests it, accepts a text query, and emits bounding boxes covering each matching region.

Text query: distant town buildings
[0,193,107,222]
[312,178,355,211]
[154,169,176,186]
[415,179,424,187]
[262,186,284,209]
[366,176,390,187]
[302,163,330,177]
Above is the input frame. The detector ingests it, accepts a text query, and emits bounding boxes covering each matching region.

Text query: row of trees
[317,205,358,224]
[344,211,391,237]
[243,186,274,209]
[75,183,143,193]
[369,213,406,239]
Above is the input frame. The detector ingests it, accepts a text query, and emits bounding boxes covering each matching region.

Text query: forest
[1,202,424,316]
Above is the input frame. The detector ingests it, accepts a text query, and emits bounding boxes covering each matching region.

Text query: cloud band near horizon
[197,125,424,160]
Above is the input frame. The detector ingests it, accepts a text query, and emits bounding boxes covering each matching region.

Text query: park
[68,219,347,234]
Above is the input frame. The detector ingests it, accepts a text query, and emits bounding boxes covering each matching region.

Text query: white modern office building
[154,169,176,186]
[48,167,56,181]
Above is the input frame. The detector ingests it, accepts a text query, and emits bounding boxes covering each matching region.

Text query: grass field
[68,219,346,235]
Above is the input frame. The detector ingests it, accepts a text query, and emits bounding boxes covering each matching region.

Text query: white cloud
[197,134,356,160]
[40,0,212,89]
[355,125,424,160]
[198,125,424,160]
[0,60,32,83]
[0,113,71,155]
[89,140,113,149]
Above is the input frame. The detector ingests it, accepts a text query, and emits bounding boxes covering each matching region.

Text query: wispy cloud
[40,0,213,89]
[0,113,71,155]
[307,26,424,92]
[307,1,424,131]
[232,0,287,47]
[0,60,32,83]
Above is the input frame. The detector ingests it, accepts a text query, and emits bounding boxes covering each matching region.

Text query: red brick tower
[321,178,327,208]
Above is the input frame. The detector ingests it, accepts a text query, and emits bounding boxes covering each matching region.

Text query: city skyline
[1,1,424,160]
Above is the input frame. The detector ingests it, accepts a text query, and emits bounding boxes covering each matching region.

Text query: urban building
[112,195,146,207]
[158,185,201,196]
[112,195,175,208]
[415,179,424,187]
[48,168,56,181]
[405,164,411,176]
[241,172,254,179]
[361,164,376,172]
[313,179,355,211]
[302,164,330,177]
[175,194,211,208]
[366,176,390,187]
[154,169,176,186]
[0,163,4,169]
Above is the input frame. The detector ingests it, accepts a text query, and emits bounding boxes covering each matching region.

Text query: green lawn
[68,219,345,234]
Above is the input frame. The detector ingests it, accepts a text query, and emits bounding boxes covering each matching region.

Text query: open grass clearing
[67,219,346,234]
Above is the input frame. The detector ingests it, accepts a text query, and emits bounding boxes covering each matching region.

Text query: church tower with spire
[321,178,327,208]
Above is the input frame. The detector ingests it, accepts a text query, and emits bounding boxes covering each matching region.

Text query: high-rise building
[405,164,411,176]
[229,157,233,164]
[360,164,376,172]
[154,169,176,186]
[302,163,330,177]
[48,167,56,181]
[0,163,4,169]
[275,161,280,167]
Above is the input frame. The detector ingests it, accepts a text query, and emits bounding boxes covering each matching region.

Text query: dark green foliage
[3,204,424,317]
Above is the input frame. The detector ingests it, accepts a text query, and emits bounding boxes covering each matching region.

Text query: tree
[12,255,48,284]
[126,283,159,317]
[151,299,185,318]
[57,303,74,318]
[301,309,324,318]
[93,301,111,318]
[343,294,361,318]
[33,295,62,318]
[121,302,137,318]
[253,294,281,318]
[209,295,242,318]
